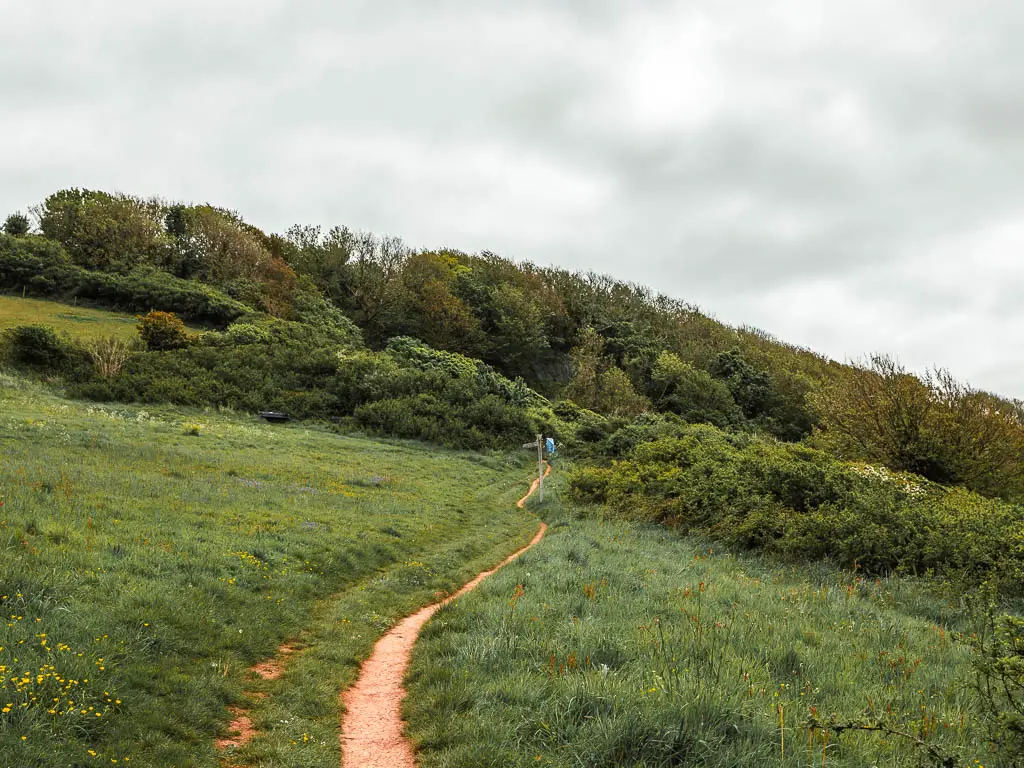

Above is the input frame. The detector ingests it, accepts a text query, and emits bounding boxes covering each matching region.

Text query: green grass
[0,295,200,342]
[406,478,1006,767]
[0,373,539,767]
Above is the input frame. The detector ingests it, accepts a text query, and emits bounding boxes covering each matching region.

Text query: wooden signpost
[522,433,545,501]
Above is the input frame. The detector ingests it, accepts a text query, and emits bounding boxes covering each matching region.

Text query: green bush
[386,336,546,408]
[569,421,1024,593]
[551,399,588,422]
[76,342,343,416]
[0,234,251,325]
[2,325,81,372]
[68,331,546,451]
[354,393,534,450]
[200,322,273,346]
[291,282,363,346]
[649,351,742,427]
[137,311,191,351]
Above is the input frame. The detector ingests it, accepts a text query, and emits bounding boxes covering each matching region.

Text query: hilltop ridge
[4,188,1023,502]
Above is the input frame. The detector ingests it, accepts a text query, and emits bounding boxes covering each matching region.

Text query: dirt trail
[215,645,296,752]
[517,461,551,508]
[339,465,550,767]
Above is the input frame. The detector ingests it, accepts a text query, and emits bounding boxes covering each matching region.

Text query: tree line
[4,188,1024,501]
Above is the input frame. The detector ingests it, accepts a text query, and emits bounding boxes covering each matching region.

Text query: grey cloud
[2,1,1024,395]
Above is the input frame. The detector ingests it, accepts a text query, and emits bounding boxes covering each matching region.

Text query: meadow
[0,374,540,767]
[406,479,1006,768]
[0,296,146,342]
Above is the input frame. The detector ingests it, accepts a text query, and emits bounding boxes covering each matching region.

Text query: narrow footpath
[339,464,550,767]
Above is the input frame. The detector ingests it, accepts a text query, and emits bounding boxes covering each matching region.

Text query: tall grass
[0,378,538,767]
[406,480,1005,767]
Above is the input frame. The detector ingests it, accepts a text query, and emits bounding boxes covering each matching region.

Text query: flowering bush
[136,311,190,351]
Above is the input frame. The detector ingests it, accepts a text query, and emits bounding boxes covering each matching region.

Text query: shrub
[223,323,272,346]
[386,336,546,408]
[569,421,1024,594]
[0,234,251,325]
[137,311,191,351]
[649,351,741,427]
[574,412,615,443]
[354,393,534,450]
[970,596,1024,760]
[70,321,542,450]
[85,336,137,378]
[552,400,588,422]
[2,325,78,372]
[291,282,363,347]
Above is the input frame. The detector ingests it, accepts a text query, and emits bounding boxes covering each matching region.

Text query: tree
[2,212,30,236]
[812,355,946,478]
[711,348,773,418]
[284,223,355,305]
[927,370,1024,498]
[564,327,649,417]
[389,251,484,353]
[811,355,1024,497]
[649,351,741,427]
[341,232,408,341]
[163,205,296,316]
[35,189,170,271]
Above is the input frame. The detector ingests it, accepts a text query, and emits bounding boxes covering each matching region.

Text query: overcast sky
[3,1,1023,396]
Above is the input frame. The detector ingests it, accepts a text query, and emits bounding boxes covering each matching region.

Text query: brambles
[970,588,1024,761]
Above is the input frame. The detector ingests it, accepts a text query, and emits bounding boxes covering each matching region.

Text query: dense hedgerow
[47,328,549,450]
[0,234,251,325]
[570,419,1024,592]
[386,336,547,409]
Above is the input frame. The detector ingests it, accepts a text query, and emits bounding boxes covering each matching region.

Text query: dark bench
[259,411,290,423]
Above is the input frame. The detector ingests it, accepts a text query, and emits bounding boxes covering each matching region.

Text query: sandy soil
[339,465,550,767]
[215,644,296,752]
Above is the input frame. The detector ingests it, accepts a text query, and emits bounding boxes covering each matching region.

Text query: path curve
[340,466,550,767]
[517,461,551,508]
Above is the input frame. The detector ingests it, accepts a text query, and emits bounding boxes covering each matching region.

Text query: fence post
[537,433,544,502]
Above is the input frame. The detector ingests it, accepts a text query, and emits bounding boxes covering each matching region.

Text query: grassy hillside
[2,188,1022,765]
[0,295,201,342]
[7,188,1024,502]
[406,483,1005,767]
[0,374,539,767]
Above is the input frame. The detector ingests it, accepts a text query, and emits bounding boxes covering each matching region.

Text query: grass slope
[0,374,539,767]
[0,295,148,341]
[406,480,1002,767]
